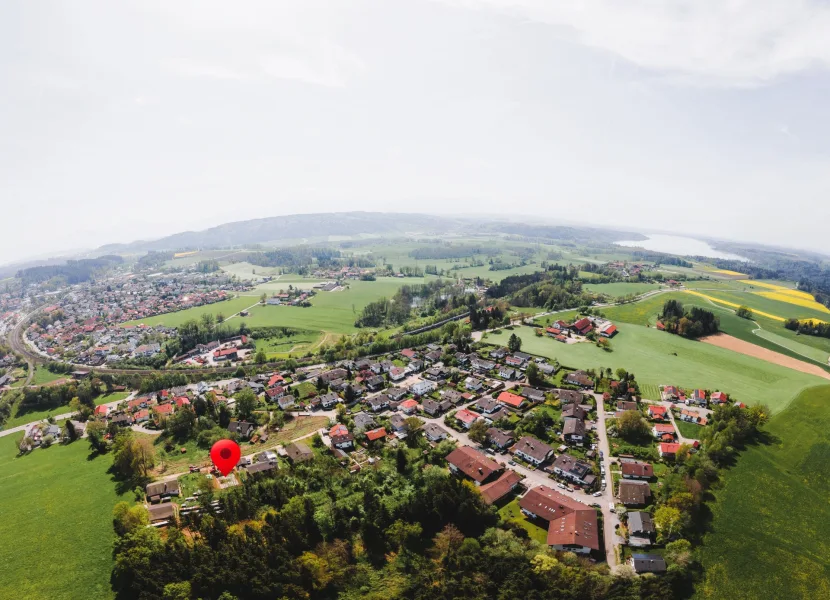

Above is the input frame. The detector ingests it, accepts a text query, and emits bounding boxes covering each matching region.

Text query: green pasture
[673,419,704,439]
[4,391,132,429]
[30,367,66,386]
[500,325,825,414]
[0,434,127,600]
[255,330,321,358]
[696,385,830,600]
[584,282,662,297]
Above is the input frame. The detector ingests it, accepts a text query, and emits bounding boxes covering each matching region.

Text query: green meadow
[0,435,126,600]
[503,325,824,414]
[583,282,662,297]
[695,385,830,600]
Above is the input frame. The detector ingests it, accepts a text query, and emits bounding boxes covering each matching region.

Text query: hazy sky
[3,0,830,264]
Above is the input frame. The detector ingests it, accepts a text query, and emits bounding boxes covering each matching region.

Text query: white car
[592,491,602,497]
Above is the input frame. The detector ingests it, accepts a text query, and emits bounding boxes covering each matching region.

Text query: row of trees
[784,317,830,339]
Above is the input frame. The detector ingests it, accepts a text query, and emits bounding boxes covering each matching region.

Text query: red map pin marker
[210,439,241,476]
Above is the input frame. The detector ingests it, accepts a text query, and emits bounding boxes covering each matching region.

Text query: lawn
[30,367,66,386]
[498,498,548,544]
[583,282,662,297]
[695,384,830,600]
[503,325,825,414]
[3,391,133,429]
[673,419,704,439]
[0,434,127,600]
[255,330,322,359]
[123,295,258,328]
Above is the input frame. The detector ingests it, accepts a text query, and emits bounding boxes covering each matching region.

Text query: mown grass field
[505,325,824,414]
[123,295,258,328]
[674,419,704,439]
[0,434,126,600]
[584,282,662,297]
[695,385,830,600]
[254,330,321,358]
[30,366,66,386]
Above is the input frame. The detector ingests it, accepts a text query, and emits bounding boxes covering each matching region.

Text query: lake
[615,234,747,261]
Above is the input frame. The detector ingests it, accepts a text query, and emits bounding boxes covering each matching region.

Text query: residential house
[647,405,668,421]
[455,408,482,429]
[422,398,445,416]
[367,394,390,412]
[94,404,109,418]
[519,486,600,554]
[538,362,558,376]
[484,407,511,424]
[652,423,676,440]
[551,454,596,487]
[446,446,503,485]
[474,397,500,414]
[406,359,424,373]
[564,370,594,389]
[110,412,132,426]
[616,401,638,412]
[521,387,546,403]
[489,347,508,359]
[627,512,656,547]
[442,389,464,405]
[487,428,515,450]
[285,442,314,463]
[662,385,680,401]
[498,365,518,380]
[630,554,667,574]
[353,411,376,433]
[690,389,707,406]
[329,424,354,449]
[618,480,652,506]
[145,480,180,503]
[562,404,588,421]
[479,470,522,505]
[504,355,524,369]
[557,389,583,405]
[513,436,554,466]
[133,409,150,424]
[278,395,296,410]
[319,368,348,384]
[365,427,387,442]
[710,391,728,404]
[465,377,484,392]
[366,375,385,391]
[658,442,682,458]
[680,408,701,422]
[319,392,342,409]
[410,379,437,396]
[497,391,526,410]
[424,350,442,363]
[390,413,408,434]
[563,418,586,444]
[470,358,496,374]
[387,387,408,401]
[399,399,419,414]
[228,420,256,439]
[147,503,176,524]
[400,348,418,359]
[424,423,449,442]
[621,461,654,480]
[513,351,532,364]
[389,367,407,382]
[244,461,278,476]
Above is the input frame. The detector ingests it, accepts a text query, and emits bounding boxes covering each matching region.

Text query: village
[15,309,741,576]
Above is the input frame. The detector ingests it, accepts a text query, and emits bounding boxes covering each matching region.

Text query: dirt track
[701,333,830,380]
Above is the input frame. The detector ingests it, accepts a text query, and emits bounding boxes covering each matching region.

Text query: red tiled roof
[659,442,681,455]
[456,409,481,424]
[497,391,525,408]
[329,423,349,437]
[479,470,522,504]
[446,446,503,483]
[648,405,667,418]
[653,423,675,433]
[400,399,418,410]
[155,403,174,414]
[366,427,387,441]
[621,462,654,478]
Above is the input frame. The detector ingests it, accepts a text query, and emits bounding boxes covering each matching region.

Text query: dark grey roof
[627,511,655,535]
[631,554,666,573]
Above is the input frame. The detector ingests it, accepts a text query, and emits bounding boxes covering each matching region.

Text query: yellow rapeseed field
[173,251,199,258]
[713,269,747,277]
[683,290,786,322]
[738,280,814,300]
[754,291,830,314]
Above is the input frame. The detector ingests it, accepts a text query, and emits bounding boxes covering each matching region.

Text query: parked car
[508,460,516,466]
[592,491,602,497]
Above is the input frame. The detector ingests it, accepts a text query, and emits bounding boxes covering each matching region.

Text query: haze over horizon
[3,0,830,264]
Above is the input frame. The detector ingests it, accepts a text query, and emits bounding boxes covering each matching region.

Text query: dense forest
[16,256,124,285]
[487,266,593,310]
[631,252,693,268]
[659,300,719,338]
[355,281,467,328]
[110,441,694,600]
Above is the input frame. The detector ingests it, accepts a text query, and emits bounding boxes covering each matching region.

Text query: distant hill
[95,211,644,255]
[96,212,467,254]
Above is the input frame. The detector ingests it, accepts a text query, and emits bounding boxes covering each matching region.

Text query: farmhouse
[147,503,177,524]
[145,480,180,503]
[478,470,522,505]
[519,486,600,554]
[598,322,618,337]
[571,318,593,336]
[513,436,554,466]
[244,461,278,476]
[446,446,504,485]
[618,480,652,506]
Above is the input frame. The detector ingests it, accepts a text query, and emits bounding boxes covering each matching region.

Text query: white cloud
[442,0,830,86]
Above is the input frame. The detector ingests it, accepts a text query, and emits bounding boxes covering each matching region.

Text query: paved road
[594,391,622,570]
